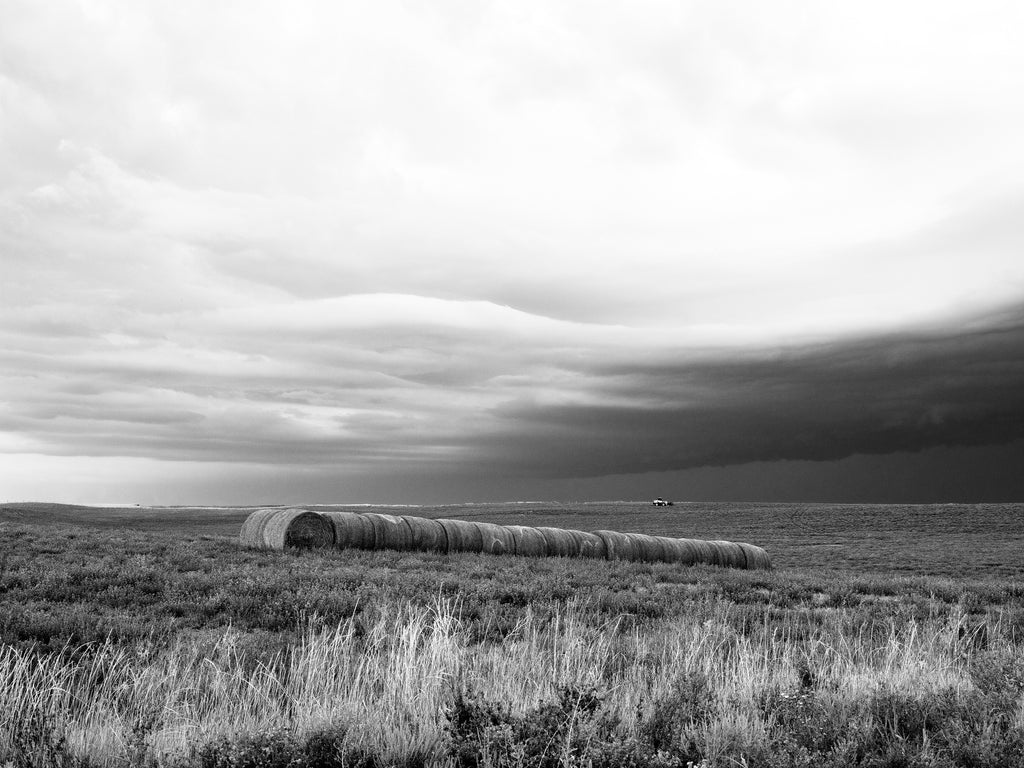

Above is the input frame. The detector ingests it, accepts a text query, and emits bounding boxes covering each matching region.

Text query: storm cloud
[2,1,1023,503]
[471,304,1024,477]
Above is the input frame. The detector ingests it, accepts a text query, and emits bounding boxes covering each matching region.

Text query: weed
[7,706,85,768]
[446,684,650,768]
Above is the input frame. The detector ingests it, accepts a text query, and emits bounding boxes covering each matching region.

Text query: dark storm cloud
[469,304,1024,478]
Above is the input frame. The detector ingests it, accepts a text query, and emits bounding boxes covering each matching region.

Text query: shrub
[6,706,87,768]
[186,726,425,768]
[638,671,715,765]
[446,684,654,768]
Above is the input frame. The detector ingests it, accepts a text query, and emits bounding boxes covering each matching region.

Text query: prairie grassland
[1,503,1023,767]
[5,500,1022,575]
[5,597,1023,768]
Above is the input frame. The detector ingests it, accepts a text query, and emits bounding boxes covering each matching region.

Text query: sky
[2,1,1023,505]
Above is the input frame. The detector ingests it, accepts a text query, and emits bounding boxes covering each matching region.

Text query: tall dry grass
[1,597,1015,767]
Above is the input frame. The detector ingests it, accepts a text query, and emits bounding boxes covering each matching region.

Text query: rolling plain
[1,501,1023,767]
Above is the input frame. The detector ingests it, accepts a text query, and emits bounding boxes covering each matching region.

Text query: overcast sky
[2,1,1023,505]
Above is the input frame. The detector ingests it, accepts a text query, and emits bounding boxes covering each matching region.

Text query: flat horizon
[4,497,1022,509]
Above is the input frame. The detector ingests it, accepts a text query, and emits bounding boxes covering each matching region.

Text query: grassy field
[1,501,1023,767]
[6,500,1023,575]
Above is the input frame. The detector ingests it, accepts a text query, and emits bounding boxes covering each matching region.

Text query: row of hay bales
[240,508,771,569]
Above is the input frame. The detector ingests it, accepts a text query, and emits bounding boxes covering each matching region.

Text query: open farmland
[2,501,1024,767]
[4,499,1023,576]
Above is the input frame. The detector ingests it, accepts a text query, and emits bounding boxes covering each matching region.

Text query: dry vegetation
[1,501,1023,767]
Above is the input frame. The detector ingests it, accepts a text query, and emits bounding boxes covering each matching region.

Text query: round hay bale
[572,530,607,559]
[436,519,484,553]
[239,508,282,549]
[278,509,334,549]
[678,539,703,565]
[594,530,639,561]
[320,510,376,550]
[241,508,334,550]
[738,542,772,570]
[505,525,547,557]
[713,540,746,568]
[363,513,414,551]
[654,536,679,562]
[658,537,699,565]
[475,522,515,555]
[537,527,578,558]
[700,541,725,567]
[627,533,667,563]
[402,515,448,552]
[688,539,716,566]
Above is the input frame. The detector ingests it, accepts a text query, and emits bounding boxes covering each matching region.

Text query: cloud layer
[471,304,1024,476]
[2,1,1024,502]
